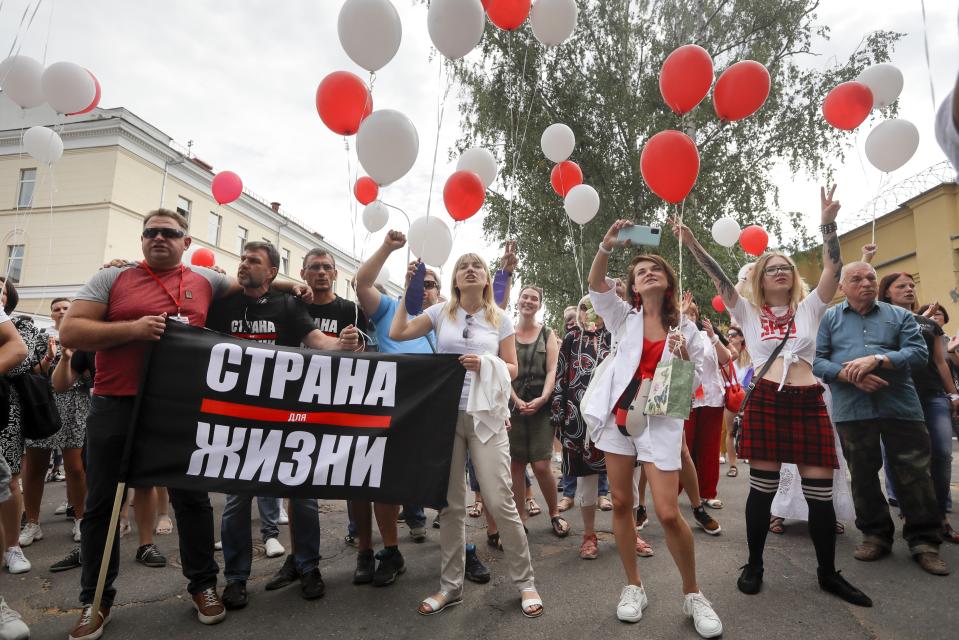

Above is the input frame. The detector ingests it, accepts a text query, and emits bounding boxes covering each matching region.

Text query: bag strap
[734,316,795,420]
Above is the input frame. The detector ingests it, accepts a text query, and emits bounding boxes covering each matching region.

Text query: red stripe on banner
[232,333,277,340]
[199,398,391,428]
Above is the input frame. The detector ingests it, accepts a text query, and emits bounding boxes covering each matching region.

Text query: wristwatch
[873,354,886,365]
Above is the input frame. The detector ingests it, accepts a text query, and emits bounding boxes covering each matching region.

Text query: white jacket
[582,278,704,442]
[466,354,512,444]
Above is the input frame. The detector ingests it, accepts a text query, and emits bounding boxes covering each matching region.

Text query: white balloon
[864,118,919,173]
[456,147,498,189]
[541,123,575,162]
[22,126,63,164]
[338,0,402,72]
[564,184,599,225]
[41,61,96,114]
[530,0,578,47]
[356,109,419,185]
[408,216,453,266]
[362,201,390,232]
[855,63,903,109]
[428,0,485,60]
[0,55,44,109]
[711,217,741,248]
[375,265,391,286]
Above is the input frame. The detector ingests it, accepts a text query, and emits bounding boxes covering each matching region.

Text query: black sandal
[487,532,503,550]
[550,516,570,538]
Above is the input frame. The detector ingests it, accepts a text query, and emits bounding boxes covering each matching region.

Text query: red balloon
[739,225,769,256]
[822,81,873,131]
[486,0,531,31]
[713,60,770,122]
[640,130,700,204]
[711,295,726,314]
[550,161,583,197]
[211,171,243,205]
[315,71,373,136]
[659,45,713,115]
[354,176,379,205]
[191,248,216,268]
[66,70,101,116]
[444,171,485,221]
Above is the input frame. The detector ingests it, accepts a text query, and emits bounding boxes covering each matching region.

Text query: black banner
[124,321,465,508]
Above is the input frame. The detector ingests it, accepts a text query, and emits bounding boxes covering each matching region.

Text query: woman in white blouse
[390,251,542,618]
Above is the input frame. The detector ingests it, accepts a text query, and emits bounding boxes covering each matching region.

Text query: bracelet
[598,242,613,255]
[819,222,838,235]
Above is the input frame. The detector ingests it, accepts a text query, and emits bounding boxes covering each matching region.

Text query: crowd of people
[0,70,956,640]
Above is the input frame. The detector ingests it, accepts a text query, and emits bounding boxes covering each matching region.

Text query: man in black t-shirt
[207,242,359,609]
[300,248,370,345]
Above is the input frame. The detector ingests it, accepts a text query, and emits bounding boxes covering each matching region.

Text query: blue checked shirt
[813,300,927,423]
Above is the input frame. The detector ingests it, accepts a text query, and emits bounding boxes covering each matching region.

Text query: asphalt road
[4,450,958,640]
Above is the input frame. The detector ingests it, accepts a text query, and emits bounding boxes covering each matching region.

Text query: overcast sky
[1,0,956,292]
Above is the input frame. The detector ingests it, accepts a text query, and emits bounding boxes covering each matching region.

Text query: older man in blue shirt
[814,261,947,576]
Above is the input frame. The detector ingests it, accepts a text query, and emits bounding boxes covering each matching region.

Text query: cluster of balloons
[540,123,596,224]
[2,56,102,165]
[443,147,497,222]
[710,217,769,257]
[848,64,919,174]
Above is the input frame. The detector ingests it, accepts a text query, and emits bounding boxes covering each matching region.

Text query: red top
[614,338,666,427]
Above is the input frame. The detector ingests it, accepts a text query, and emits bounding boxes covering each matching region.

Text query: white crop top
[729,291,828,390]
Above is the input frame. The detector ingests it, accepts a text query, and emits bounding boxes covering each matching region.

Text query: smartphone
[617,225,662,247]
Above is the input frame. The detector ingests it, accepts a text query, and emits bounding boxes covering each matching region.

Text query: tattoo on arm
[688,241,736,299]
[825,234,842,282]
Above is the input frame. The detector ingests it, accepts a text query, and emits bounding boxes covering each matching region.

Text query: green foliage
[443,0,901,322]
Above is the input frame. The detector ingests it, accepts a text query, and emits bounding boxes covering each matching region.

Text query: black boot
[222,581,248,610]
[300,568,326,600]
[372,547,406,586]
[737,564,763,595]
[818,569,872,607]
[465,544,490,584]
[265,554,298,591]
[353,549,375,584]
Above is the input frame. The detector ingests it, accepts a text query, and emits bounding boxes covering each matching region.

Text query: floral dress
[551,326,611,477]
[1,316,46,474]
[27,337,91,450]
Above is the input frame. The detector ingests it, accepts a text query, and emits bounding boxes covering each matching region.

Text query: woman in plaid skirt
[674,185,871,607]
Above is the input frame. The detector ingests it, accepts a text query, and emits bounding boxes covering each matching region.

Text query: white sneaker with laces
[616,584,648,622]
[0,597,29,639]
[4,547,31,574]
[55,501,69,516]
[683,592,723,638]
[73,519,82,543]
[18,523,42,547]
[264,537,285,558]
[278,506,289,525]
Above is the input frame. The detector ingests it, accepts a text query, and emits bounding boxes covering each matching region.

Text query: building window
[5,244,24,284]
[236,226,248,254]
[176,196,191,220]
[281,248,290,275]
[208,212,221,246]
[17,169,36,208]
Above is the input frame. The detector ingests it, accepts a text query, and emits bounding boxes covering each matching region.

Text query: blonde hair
[746,252,809,309]
[446,252,501,327]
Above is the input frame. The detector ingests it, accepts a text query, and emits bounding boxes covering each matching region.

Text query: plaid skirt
[739,378,838,468]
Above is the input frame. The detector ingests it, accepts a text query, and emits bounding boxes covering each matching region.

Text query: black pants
[80,396,219,607]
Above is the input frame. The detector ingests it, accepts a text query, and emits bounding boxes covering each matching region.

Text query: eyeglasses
[462,314,474,340]
[423,281,438,290]
[142,227,185,239]
[305,263,335,272]
[762,265,794,276]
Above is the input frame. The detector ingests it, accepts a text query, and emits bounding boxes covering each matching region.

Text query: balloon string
[563,210,583,302]
[870,172,888,245]
[676,200,685,332]
[344,137,357,258]
[918,0,937,113]
[505,33,516,237]
[34,158,56,315]
[40,0,53,67]
[4,0,41,59]
[380,200,412,265]
[425,59,452,221]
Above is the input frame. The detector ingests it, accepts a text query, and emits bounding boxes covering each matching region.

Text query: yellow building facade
[795,181,959,334]
[0,101,399,321]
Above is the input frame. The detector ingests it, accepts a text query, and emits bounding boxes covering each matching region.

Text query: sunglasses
[762,265,794,276]
[462,314,475,340]
[423,281,438,290]
[727,332,742,339]
[142,227,185,239]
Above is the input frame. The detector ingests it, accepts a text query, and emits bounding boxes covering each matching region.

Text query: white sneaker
[4,547,31,574]
[72,519,82,543]
[264,537,285,558]
[214,540,223,551]
[54,501,69,515]
[616,584,648,622]
[683,592,723,638]
[18,522,42,547]
[278,506,289,525]
[0,597,29,639]
[719,455,726,464]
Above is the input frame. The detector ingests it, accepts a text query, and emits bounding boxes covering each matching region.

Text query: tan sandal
[598,495,613,511]
[557,496,574,512]
[155,514,174,535]
[467,501,484,518]
[635,534,654,557]
[418,591,463,616]
[526,498,542,517]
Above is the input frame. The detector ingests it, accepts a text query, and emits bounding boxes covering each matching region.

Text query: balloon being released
[408,216,453,266]
[338,0,402,72]
[456,147,498,188]
[711,217,741,248]
[22,126,63,164]
[444,171,485,221]
[0,55,44,108]
[316,71,372,136]
[864,119,919,173]
[41,61,96,114]
[354,176,379,205]
[428,0,485,60]
[356,109,419,185]
[486,0,531,31]
[66,70,101,116]
[541,123,575,162]
[856,63,903,109]
[739,226,769,256]
[564,184,599,225]
[640,131,700,203]
[711,295,725,313]
[659,44,713,115]
[362,201,390,232]
[822,82,873,131]
[713,60,770,122]
[191,248,216,268]
[550,160,583,197]
[212,171,243,205]
[530,0,578,47]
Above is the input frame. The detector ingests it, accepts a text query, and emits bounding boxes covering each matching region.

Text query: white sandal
[418,591,463,616]
[520,588,544,618]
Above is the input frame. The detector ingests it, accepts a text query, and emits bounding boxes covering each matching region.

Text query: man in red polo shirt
[59,209,312,639]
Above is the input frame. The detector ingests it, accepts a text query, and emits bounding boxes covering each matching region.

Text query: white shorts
[592,416,684,472]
